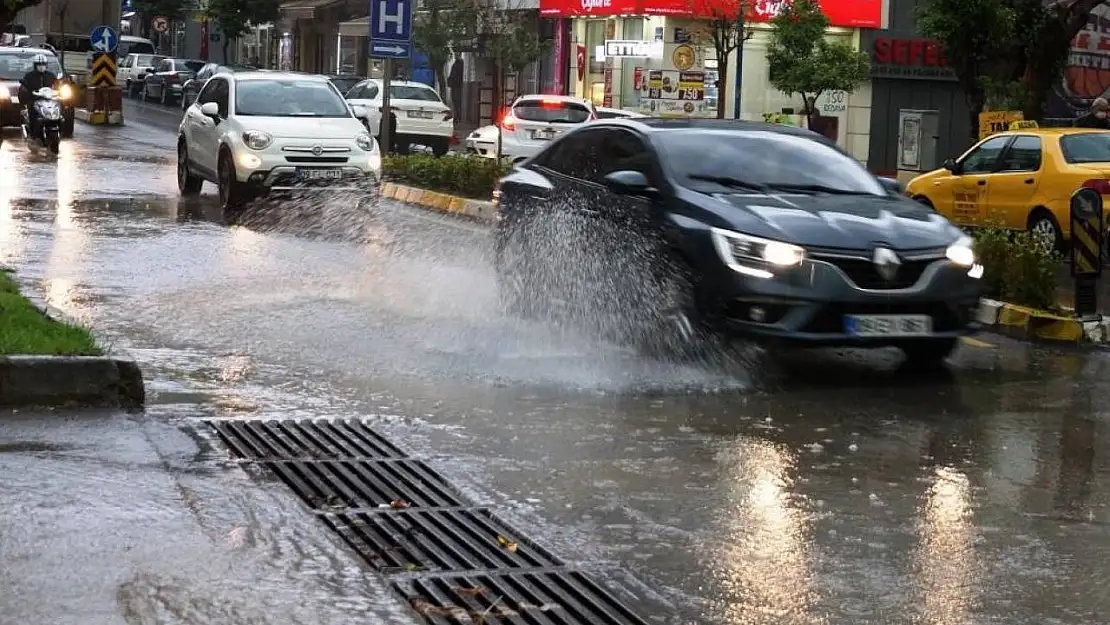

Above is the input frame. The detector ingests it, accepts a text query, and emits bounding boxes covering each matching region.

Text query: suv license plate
[296,168,343,181]
[844,314,932,337]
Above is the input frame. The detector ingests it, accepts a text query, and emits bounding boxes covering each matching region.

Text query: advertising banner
[539,0,881,27]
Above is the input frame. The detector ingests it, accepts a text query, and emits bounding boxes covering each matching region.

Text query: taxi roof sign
[1009,120,1038,130]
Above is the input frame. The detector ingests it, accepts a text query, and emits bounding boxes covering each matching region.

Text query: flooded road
[2,116,1110,624]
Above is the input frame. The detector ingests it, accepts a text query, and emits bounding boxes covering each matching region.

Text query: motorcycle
[21,86,66,155]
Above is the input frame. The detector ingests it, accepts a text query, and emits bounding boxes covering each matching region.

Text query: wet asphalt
[2,103,1110,624]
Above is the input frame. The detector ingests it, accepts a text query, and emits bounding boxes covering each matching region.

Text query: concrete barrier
[978,298,1110,345]
[380,181,495,221]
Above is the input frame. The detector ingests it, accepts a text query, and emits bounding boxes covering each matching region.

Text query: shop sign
[865,33,957,81]
[641,69,707,116]
[818,90,848,114]
[978,110,1024,139]
[540,0,880,26]
[604,39,663,58]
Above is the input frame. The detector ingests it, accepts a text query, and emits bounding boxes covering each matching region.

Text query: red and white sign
[576,45,586,81]
[539,0,881,28]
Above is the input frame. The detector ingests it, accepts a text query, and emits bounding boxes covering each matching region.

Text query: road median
[0,268,144,409]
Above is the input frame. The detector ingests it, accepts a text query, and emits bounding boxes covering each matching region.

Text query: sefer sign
[863,31,957,81]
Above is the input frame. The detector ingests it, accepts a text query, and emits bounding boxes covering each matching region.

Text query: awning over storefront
[338,17,369,38]
[280,0,344,21]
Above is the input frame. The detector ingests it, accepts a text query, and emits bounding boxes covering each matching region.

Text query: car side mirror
[199,101,220,120]
[145,67,155,74]
[604,170,655,195]
[942,157,959,174]
[877,176,903,196]
[351,104,370,120]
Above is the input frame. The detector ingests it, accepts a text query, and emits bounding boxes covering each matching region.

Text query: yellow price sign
[978,110,1024,139]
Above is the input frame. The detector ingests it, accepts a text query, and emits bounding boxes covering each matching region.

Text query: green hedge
[973,227,1058,310]
[383,154,509,200]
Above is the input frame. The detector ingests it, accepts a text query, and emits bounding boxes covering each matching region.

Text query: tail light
[500,114,516,131]
[1082,178,1110,194]
[443,110,454,121]
[165,73,179,84]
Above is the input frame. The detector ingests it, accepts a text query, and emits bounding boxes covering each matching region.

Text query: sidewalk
[0,409,413,625]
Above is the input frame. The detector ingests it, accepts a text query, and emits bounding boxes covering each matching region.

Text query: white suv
[499,95,597,163]
[344,79,453,155]
[177,71,381,210]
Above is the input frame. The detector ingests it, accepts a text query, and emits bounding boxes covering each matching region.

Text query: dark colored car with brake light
[493,119,983,366]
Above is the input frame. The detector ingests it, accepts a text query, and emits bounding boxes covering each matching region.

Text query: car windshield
[235,79,351,117]
[173,59,206,73]
[0,52,63,79]
[391,84,440,101]
[513,100,592,123]
[1060,133,1110,163]
[136,54,163,66]
[659,130,887,196]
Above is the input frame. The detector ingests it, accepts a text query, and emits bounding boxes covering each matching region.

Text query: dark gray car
[180,63,255,110]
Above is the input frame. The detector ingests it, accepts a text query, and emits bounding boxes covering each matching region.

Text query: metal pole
[732,19,743,120]
[381,58,392,154]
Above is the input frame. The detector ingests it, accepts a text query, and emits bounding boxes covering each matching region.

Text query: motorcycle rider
[18,53,58,140]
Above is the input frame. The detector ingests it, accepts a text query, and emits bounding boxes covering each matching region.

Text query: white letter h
[378,1,403,37]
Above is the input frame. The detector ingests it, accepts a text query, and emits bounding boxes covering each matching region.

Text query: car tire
[899,338,958,370]
[1028,209,1063,254]
[494,225,538,319]
[177,141,203,196]
[636,255,707,360]
[218,150,248,212]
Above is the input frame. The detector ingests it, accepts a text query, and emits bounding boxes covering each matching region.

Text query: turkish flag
[576,45,586,82]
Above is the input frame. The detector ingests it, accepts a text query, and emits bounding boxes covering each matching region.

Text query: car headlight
[242,130,273,150]
[59,84,73,100]
[355,132,373,151]
[710,227,804,277]
[945,235,975,267]
[0,85,8,100]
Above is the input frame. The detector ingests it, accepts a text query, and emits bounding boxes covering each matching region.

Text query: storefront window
[620,19,644,110]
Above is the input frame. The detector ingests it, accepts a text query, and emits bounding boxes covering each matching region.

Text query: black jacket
[18,70,58,103]
[1074,112,1110,129]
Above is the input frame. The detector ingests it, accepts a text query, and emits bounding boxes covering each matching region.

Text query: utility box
[897,109,940,172]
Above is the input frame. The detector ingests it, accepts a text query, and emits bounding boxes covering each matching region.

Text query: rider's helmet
[31,53,48,73]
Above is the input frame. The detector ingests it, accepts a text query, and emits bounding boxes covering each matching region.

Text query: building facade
[862,0,970,177]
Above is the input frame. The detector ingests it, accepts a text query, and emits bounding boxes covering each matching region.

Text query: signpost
[152,16,169,33]
[1069,187,1103,319]
[369,0,413,154]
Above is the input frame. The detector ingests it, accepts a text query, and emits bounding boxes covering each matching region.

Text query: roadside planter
[0,268,144,409]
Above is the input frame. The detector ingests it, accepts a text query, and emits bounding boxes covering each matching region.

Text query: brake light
[500,114,516,131]
[165,73,179,84]
[541,98,563,108]
[1082,179,1110,194]
[443,110,453,121]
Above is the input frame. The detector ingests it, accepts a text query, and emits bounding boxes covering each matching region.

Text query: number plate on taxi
[844,314,931,337]
[296,168,343,181]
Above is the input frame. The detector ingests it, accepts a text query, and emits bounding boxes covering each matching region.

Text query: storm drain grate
[260,459,466,510]
[394,570,649,625]
[324,508,562,574]
[206,418,406,460]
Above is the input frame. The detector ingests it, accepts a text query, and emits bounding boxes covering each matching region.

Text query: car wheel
[636,255,707,359]
[494,225,537,318]
[1028,210,1062,254]
[177,141,203,196]
[899,338,958,370]
[218,150,248,212]
[913,195,934,210]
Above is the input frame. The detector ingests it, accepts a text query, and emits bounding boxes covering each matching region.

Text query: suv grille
[816,255,938,290]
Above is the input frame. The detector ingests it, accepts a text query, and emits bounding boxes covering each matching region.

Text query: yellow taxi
[904,121,1110,250]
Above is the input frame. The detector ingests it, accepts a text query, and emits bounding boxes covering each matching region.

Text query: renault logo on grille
[312,144,323,156]
[872,247,901,281]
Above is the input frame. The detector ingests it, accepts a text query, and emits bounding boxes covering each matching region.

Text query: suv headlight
[242,130,273,150]
[710,227,804,277]
[355,132,374,151]
[946,235,975,266]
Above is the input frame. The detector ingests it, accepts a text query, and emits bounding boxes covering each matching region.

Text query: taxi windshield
[0,52,63,80]
[1060,133,1110,163]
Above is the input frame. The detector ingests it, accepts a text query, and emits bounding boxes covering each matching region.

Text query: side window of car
[158,59,171,72]
[960,135,1011,174]
[594,129,654,184]
[367,84,379,99]
[538,129,605,180]
[346,83,363,99]
[212,79,230,117]
[998,135,1042,172]
[196,79,217,104]
[121,55,132,68]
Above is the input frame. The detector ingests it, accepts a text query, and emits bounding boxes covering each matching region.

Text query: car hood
[240,117,365,139]
[714,192,962,250]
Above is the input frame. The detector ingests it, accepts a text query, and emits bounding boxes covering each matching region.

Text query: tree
[1,0,43,31]
[765,0,870,129]
[411,0,478,95]
[687,0,753,118]
[206,0,280,62]
[132,0,192,20]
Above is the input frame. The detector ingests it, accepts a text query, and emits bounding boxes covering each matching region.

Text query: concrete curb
[380,181,495,221]
[75,108,124,125]
[977,297,1110,345]
[0,271,145,410]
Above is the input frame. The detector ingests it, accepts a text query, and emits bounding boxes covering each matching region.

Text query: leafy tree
[1,0,43,30]
[687,0,752,119]
[206,0,280,62]
[412,0,478,94]
[132,0,192,20]
[479,2,547,123]
[766,0,869,129]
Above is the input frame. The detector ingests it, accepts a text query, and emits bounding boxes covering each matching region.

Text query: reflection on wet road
[2,118,1110,624]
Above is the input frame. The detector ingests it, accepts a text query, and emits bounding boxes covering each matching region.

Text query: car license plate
[530,129,555,140]
[296,168,343,181]
[844,314,932,337]
[407,110,433,118]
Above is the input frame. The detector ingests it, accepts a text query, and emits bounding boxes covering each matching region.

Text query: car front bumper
[702,252,983,347]
[242,165,380,192]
